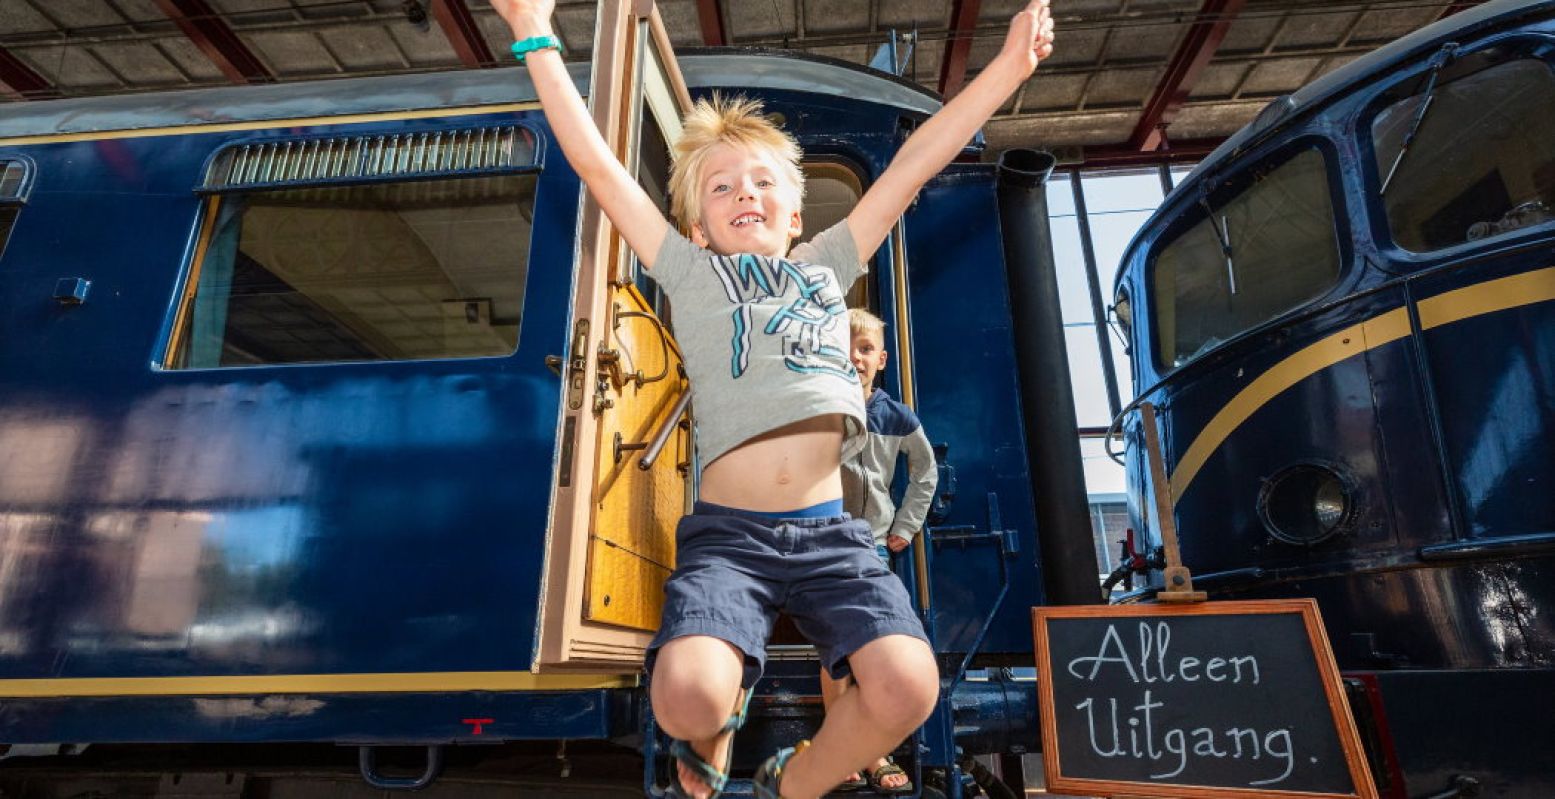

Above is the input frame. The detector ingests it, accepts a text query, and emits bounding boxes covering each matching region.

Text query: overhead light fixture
[403,0,431,33]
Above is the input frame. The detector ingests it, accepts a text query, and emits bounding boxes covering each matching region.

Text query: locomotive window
[1372,55,1555,251]
[166,174,535,369]
[0,160,26,260]
[1151,147,1340,369]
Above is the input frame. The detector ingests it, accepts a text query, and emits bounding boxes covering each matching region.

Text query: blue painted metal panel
[0,109,581,740]
[0,690,634,744]
[1409,255,1555,540]
[1157,289,1433,573]
[902,165,1047,656]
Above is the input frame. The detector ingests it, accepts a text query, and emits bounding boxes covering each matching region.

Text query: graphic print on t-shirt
[709,252,857,381]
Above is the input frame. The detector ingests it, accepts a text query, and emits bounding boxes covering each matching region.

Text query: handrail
[636,389,692,471]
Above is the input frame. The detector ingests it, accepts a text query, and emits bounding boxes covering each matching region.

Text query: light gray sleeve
[790,219,866,291]
[649,227,710,297]
[889,425,939,542]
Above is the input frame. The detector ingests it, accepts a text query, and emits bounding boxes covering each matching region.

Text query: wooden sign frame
[1032,599,1377,799]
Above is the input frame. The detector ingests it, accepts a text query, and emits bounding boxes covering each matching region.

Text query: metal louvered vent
[203,126,537,190]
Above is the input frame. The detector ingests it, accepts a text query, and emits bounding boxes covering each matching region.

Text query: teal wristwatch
[511,35,563,64]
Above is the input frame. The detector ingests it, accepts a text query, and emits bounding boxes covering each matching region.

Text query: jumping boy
[488,2,1054,796]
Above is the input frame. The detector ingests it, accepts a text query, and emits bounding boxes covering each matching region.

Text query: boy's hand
[489,0,556,39]
[887,535,911,553]
[842,0,1051,258]
[997,0,1056,78]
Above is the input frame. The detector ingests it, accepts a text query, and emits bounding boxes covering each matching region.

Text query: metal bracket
[1421,774,1481,799]
[357,745,443,791]
[613,431,647,464]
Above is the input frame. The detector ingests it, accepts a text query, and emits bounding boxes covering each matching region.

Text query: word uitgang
[1075,689,1300,784]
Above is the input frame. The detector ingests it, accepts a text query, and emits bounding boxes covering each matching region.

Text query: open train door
[534,0,693,672]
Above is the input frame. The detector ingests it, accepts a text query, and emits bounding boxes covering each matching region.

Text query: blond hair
[849,308,886,340]
[667,94,805,230]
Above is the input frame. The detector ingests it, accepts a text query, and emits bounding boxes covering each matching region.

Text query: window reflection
[1374,54,1555,251]
[169,175,536,369]
[1151,148,1340,369]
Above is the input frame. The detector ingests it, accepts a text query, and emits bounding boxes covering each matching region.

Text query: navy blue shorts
[646,502,928,688]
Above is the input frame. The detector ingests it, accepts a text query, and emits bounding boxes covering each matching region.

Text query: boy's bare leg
[651,636,747,799]
[780,635,939,799]
[818,667,906,789]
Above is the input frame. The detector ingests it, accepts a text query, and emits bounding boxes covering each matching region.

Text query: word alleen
[1067,620,1260,685]
[1065,621,1306,786]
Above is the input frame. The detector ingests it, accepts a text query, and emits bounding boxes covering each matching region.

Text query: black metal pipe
[995,149,1102,606]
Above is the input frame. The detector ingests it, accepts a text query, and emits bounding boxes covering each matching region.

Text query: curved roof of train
[1177,0,1553,190]
[0,49,942,141]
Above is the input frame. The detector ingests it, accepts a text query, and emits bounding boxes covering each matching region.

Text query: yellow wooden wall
[584,286,689,631]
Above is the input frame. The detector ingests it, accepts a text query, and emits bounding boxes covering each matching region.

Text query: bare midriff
[697,414,847,512]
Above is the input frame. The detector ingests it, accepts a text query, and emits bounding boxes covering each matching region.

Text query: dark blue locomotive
[0,2,1095,796]
[1112,0,1555,796]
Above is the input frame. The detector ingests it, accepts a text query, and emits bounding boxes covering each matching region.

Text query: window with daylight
[1151,147,1340,370]
[1048,164,1188,589]
[1374,54,1555,251]
[167,128,539,369]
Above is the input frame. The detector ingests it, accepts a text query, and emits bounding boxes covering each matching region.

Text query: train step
[707,779,915,798]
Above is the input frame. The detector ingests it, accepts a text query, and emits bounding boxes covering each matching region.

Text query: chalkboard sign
[1032,599,1376,799]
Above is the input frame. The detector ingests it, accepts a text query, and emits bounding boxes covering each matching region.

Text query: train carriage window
[0,160,26,259]
[1152,147,1340,369]
[1372,52,1555,251]
[801,161,868,310]
[167,128,538,369]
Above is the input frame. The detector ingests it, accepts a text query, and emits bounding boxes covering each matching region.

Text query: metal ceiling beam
[1438,1,1482,19]
[1082,137,1224,168]
[698,0,728,46]
[154,0,274,84]
[0,45,58,100]
[431,0,496,68]
[1127,0,1246,152]
[938,0,981,99]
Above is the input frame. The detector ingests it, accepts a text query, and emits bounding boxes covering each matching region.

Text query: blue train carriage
[0,1,1090,793]
[1110,0,1555,795]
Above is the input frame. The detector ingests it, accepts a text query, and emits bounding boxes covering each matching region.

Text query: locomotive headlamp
[1111,289,1133,339]
[1257,463,1355,546]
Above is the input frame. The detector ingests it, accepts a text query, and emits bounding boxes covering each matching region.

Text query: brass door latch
[564,319,590,412]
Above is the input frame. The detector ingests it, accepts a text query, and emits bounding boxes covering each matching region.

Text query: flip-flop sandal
[834,772,868,792]
[751,740,810,799]
[666,689,753,798]
[865,758,914,796]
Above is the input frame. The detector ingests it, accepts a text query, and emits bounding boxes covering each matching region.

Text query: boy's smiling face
[690,143,803,258]
[850,327,888,393]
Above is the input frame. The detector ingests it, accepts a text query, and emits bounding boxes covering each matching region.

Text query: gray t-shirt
[651,221,867,467]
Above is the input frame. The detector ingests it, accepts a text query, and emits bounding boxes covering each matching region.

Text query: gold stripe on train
[1417,266,1555,330]
[0,103,541,147]
[1168,265,1555,503]
[0,671,637,698]
[1167,308,1411,502]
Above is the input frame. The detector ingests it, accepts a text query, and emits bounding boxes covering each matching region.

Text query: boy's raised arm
[845,0,1055,259]
[491,0,669,267]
